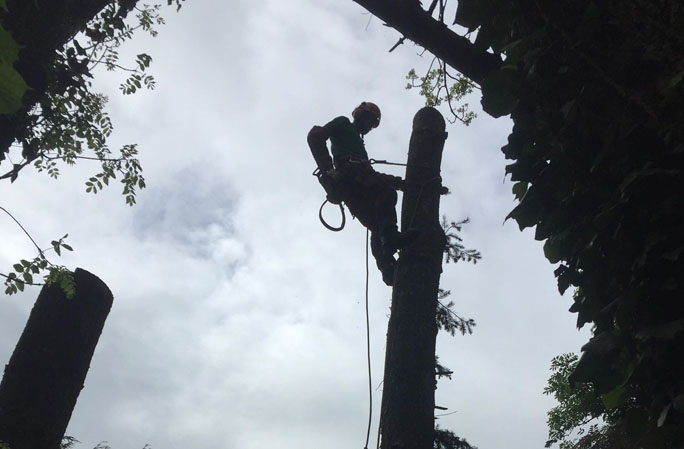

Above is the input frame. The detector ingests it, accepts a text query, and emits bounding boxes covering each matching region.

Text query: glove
[318,169,345,204]
[379,173,405,191]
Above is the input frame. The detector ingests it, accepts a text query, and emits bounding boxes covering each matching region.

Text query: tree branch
[0,206,44,255]
[351,0,502,83]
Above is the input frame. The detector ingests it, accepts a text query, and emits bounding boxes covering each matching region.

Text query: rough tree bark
[0,268,113,449]
[380,107,447,449]
[350,0,501,84]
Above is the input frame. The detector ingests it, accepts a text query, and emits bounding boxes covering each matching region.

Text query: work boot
[377,255,396,286]
[381,229,419,256]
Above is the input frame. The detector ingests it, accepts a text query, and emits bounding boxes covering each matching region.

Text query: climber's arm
[307,126,333,173]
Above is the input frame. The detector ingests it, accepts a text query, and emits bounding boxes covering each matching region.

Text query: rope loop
[319,200,346,232]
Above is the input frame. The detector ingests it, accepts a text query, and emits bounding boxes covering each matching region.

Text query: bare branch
[351,0,502,83]
[0,207,44,255]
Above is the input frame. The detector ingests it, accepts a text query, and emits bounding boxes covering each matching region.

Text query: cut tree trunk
[380,107,447,449]
[0,268,113,449]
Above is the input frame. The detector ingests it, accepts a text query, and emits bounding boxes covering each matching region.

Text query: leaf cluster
[406,63,477,125]
[61,436,79,449]
[544,353,641,449]
[0,3,27,114]
[447,0,684,446]
[2,233,75,298]
[0,1,170,203]
[434,426,477,449]
[436,289,475,336]
[402,0,478,125]
[441,217,481,265]
[0,1,181,297]
[544,353,609,448]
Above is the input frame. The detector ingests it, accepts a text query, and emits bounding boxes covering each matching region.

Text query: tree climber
[307,102,416,286]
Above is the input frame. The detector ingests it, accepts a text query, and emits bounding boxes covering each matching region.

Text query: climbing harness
[318,199,346,232]
[314,158,423,233]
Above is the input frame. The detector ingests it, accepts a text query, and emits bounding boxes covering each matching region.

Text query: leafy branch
[0,3,165,204]
[406,57,478,125]
[1,207,75,298]
[442,217,481,264]
[61,436,153,449]
[434,426,478,449]
[432,209,480,448]
[436,289,476,336]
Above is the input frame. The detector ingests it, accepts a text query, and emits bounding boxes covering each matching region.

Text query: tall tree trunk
[380,107,447,449]
[0,268,113,449]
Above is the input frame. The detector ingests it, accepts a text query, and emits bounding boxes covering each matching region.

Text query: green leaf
[480,66,523,117]
[455,0,496,30]
[543,239,562,264]
[0,25,29,114]
[12,263,22,271]
[512,181,528,200]
[601,385,625,409]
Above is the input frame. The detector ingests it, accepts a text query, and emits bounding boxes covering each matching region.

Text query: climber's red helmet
[352,102,381,129]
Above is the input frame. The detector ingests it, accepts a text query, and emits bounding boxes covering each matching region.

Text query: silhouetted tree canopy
[354,0,684,447]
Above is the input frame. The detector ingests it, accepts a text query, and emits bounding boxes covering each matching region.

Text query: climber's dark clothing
[333,154,403,285]
[324,116,368,160]
[333,156,399,234]
[308,113,409,286]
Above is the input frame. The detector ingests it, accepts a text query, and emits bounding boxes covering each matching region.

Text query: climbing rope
[363,228,373,449]
[318,199,346,232]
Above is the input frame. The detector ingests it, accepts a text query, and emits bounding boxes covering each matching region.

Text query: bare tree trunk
[0,268,113,449]
[380,108,447,449]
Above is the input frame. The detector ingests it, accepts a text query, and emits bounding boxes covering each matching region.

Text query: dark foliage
[452,0,684,446]
[436,289,476,336]
[354,0,684,446]
[544,353,640,448]
[434,426,477,449]
[442,217,481,264]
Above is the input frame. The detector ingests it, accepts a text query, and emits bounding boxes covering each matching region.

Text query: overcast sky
[0,1,591,448]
